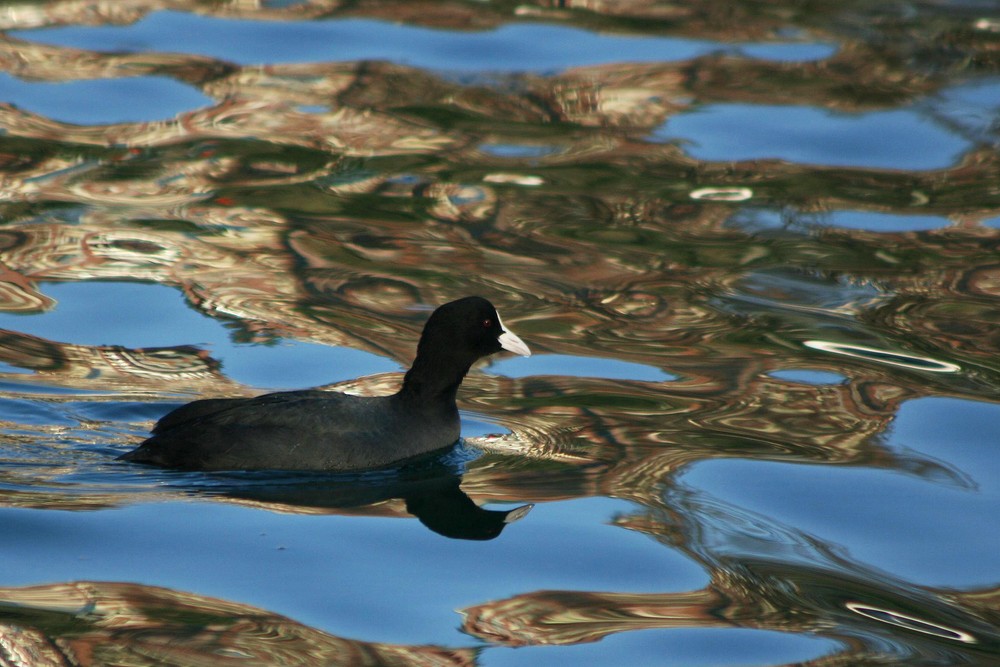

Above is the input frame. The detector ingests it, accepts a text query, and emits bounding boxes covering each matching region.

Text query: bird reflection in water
[199,455,532,541]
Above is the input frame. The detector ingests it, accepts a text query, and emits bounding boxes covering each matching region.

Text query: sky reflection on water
[14,11,838,71]
[660,104,971,170]
[0,71,212,123]
[0,281,401,388]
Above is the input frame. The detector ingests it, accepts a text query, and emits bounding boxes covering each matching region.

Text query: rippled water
[1,2,1000,665]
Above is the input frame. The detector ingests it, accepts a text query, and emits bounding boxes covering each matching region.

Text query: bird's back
[120,390,460,471]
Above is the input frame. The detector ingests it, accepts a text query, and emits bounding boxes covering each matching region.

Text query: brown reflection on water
[0,580,475,667]
[0,328,236,395]
[459,572,1000,663]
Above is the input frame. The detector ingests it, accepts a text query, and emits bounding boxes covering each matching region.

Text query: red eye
[483,318,493,328]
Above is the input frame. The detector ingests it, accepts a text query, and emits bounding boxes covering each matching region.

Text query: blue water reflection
[14,11,835,71]
[479,143,561,159]
[768,369,847,385]
[825,211,947,232]
[935,79,1000,145]
[0,72,211,124]
[0,495,701,643]
[481,629,839,667]
[493,354,675,382]
[659,104,970,169]
[0,282,399,389]
[682,396,1000,587]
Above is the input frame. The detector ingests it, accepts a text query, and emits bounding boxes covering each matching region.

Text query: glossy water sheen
[0,3,999,666]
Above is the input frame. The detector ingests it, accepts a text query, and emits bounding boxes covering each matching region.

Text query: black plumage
[118,296,530,471]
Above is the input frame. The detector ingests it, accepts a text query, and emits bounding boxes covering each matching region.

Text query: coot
[118,296,530,471]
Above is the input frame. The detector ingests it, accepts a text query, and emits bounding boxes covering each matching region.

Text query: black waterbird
[118,296,530,471]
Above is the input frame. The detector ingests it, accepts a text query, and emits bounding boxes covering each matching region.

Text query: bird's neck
[396,354,471,407]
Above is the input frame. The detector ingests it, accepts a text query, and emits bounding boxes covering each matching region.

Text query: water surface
[0,2,999,665]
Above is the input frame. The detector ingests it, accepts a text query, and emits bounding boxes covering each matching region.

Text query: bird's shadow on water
[150,442,533,541]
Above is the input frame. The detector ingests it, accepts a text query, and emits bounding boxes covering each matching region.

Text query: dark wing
[151,398,244,435]
[121,390,343,469]
[151,390,331,435]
